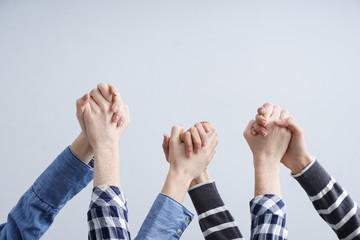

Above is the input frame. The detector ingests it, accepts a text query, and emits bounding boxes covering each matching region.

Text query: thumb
[162,134,170,162]
[76,93,89,111]
[83,102,92,121]
[170,125,184,144]
[243,119,256,139]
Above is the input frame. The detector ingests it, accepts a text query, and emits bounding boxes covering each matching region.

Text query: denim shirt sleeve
[0,146,93,240]
[135,193,194,240]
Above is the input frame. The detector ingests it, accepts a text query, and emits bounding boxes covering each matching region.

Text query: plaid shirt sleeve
[250,194,288,240]
[87,185,131,240]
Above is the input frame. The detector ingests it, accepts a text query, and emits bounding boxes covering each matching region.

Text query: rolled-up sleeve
[88,185,130,240]
[250,194,288,240]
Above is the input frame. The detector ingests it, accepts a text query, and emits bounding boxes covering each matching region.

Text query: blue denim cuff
[32,146,93,209]
[135,193,194,240]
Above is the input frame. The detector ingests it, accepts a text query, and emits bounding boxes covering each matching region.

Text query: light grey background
[0,1,359,239]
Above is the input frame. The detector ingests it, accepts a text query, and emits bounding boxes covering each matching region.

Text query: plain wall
[1,1,360,239]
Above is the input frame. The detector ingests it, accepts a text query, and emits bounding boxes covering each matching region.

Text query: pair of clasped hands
[75,83,312,200]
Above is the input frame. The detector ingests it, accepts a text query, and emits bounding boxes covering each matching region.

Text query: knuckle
[263,102,272,108]
[97,82,107,89]
[190,127,197,133]
[90,88,97,96]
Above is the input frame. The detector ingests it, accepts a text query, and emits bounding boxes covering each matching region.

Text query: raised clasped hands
[161,121,218,203]
[75,83,130,187]
[251,102,313,175]
[76,83,130,153]
[244,104,291,196]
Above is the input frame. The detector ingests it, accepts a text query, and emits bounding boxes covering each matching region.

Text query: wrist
[93,145,121,188]
[289,152,313,175]
[92,142,119,156]
[190,170,211,188]
[168,167,193,185]
[254,167,281,197]
[253,156,281,170]
[161,169,192,204]
[70,132,94,164]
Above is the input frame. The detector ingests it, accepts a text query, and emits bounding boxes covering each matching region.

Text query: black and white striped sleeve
[188,181,243,240]
[293,159,360,240]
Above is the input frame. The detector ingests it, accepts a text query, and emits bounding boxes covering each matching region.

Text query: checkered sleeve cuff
[250,194,288,240]
[88,185,131,240]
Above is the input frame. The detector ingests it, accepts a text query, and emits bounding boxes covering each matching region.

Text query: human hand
[83,83,130,152]
[253,103,313,174]
[76,83,125,134]
[166,124,217,182]
[162,122,215,187]
[161,124,217,203]
[244,104,291,196]
[244,104,291,168]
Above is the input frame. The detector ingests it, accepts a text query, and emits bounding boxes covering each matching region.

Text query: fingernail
[262,129,268,136]
[119,120,124,127]
[82,94,87,100]
[112,105,119,112]
[188,152,192,158]
[114,116,120,122]
[251,129,256,136]
[113,91,118,96]
[262,120,267,126]
[204,126,209,132]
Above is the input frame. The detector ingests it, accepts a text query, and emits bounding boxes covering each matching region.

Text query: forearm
[135,193,193,240]
[88,186,130,240]
[93,144,121,188]
[188,181,243,239]
[70,132,94,164]
[1,146,93,239]
[254,159,281,197]
[161,168,192,204]
[250,194,288,240]
[135,168,194,239]
[294,159,360,239]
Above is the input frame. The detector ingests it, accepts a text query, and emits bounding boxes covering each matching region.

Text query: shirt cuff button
[185,217,190,223]
[177,228,182,235]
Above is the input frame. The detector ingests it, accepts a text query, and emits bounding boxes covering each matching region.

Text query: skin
[80,83,130,188]
[244,105,291,197]
[70,132,94,165]
[252,102,313,175]
[162,122,215,188]
[161,125,218,203]
[71,84,125,164]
